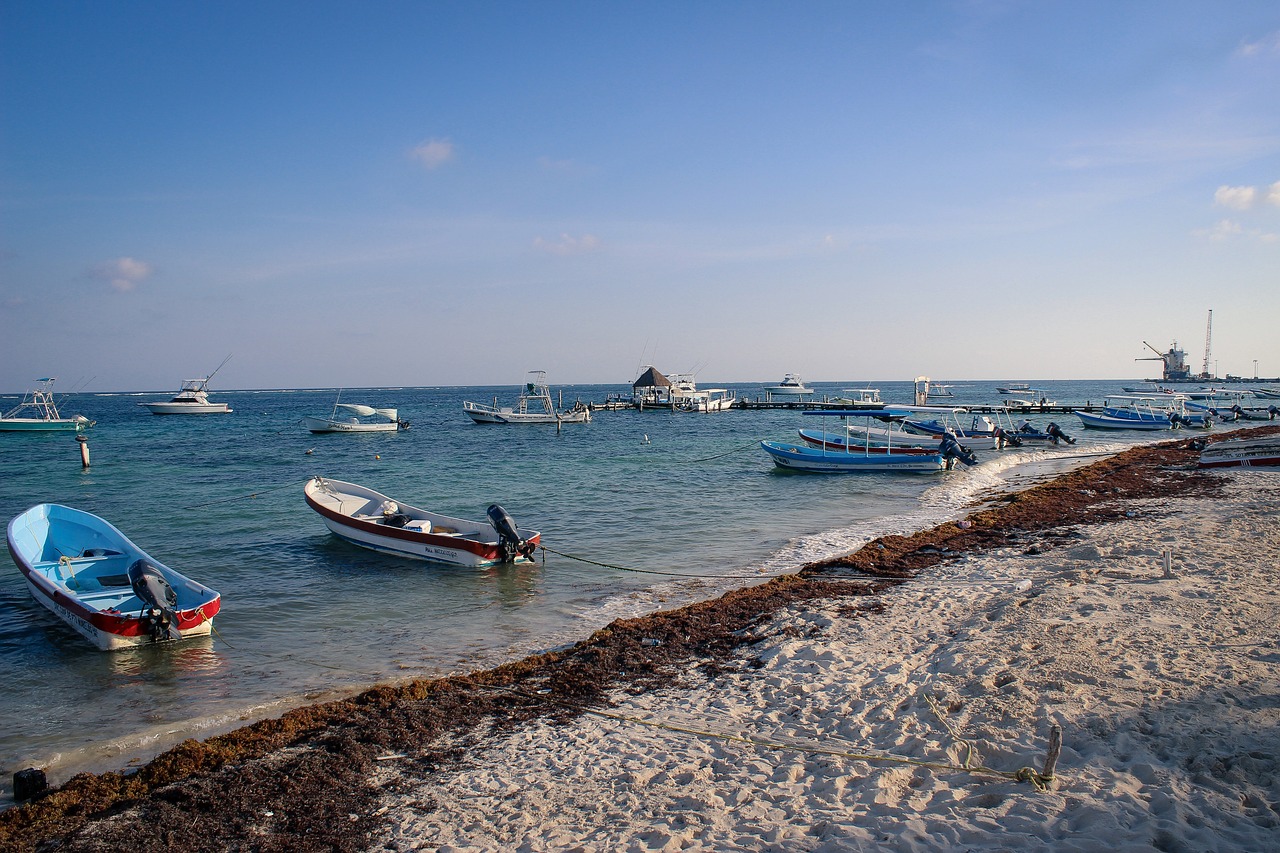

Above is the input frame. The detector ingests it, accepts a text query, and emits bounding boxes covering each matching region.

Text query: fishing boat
[141,355,233,414]
[995,383,1032,395]
[903,406,1073,446]
[676,388,736,412]
[304,477,539,565]
[832,388,885,409]
[304,396,408,433]
[1250,388,1280,399]
[1075,396,1206,431]
[1196,433,1280,469]
[1001,389,1056,407]
[6,504,221,651]
[763,374,813,397]
[463,371,590,424]
[761,410,975,473]
[0,379,93,432]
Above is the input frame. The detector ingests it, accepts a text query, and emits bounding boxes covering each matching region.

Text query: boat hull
[761,440,945,473]
[1075,410,1174,430]
[0,417,90,432]
[303,416,400,433]
[6,504,221,651]
[1197,435,1280,469]
[142,402,232,414]
[304,478,539,566]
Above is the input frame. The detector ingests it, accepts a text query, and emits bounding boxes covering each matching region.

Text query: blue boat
[1075,396,1206,431]
[761,410,975,473]
[6,504,221,651]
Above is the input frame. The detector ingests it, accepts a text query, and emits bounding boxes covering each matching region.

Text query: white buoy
[76,434,90,469]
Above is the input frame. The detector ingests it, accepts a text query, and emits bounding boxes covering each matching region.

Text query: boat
[1075,396,1207,431]
[763,374,814,397]
[925,384,956,399]
[1196,433,1280,469]
[760,410,976,473]
[304,395,408,433]
[1249,388,1280,400]
[832,388,885,409]
[303,477,540,565]
[902,406,1074,447]
[995,383,1032,395]
[463,371,590,424]
[6,504,221,651]
[0,379,93,432]
[141,356,234,414]
[1001,389,1056,407]
[676,388,736,412]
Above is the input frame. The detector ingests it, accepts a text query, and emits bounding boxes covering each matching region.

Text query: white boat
[0,379,93,432]
[832,388,885,409]
[463,371,591,424]
[1001,389,1056,407]
[995,383,1032,394]
[763,374,813,397]
[141,356,233,414]
[676,388,736,412]
[6,503,221,651]
[304,395,407,433]
[303,477,539,565]
[1076,396,1206,431]
[1197,433,1280,469]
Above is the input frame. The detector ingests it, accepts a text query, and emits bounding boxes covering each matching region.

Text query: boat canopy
[335,404,379,417]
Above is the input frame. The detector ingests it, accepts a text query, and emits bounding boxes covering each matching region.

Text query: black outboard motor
[487,504,535,562]
[992,427,1022,449]
[1269,405,1279,421]
[128,559,183,642]
[1045,422,1075,445]
[938,432,979,467]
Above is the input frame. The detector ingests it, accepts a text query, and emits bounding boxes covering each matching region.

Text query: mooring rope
[537,543,792,581]
[480,683,1055,790]
[183,480,305,510]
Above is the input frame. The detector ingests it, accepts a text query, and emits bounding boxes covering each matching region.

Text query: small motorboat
[1076,396,1210,431]
[763,374,814,397]
[1196,433,1280,469]
[140,355,233,415]
[760,410,975,473]
[0,379,93,432]
[6,504,221,651]
[304,477,539,565]
[304,399,408,433]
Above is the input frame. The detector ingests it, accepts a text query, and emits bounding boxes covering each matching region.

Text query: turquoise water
[1,379,1149,792]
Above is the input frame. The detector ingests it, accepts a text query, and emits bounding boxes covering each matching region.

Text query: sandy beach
[3,430,1278,852]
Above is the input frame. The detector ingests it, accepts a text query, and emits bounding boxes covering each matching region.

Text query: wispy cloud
[1238,31,1280,58]
[532,233,601,255]
[410,138,456,170]
[1214,185,1256,210]
[1193,218,1276,243]
[90,257,152,292]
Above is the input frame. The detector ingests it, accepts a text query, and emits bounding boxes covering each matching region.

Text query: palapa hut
[632,366,674,406]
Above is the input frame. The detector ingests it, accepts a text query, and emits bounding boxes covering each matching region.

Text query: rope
[183,480,303,510]
[481,684,1055,790]
[674,440,764,464]
[537,543,791,581]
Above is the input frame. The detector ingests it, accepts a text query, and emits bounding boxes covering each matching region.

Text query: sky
[2,1,1279,393]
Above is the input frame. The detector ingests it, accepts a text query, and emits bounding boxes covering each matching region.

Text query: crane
[1201,309,1213,379]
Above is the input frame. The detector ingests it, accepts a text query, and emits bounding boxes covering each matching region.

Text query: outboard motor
[1045,422,1075,445]
[938,432,979,467]
[1168,413,1186,429]
[128,559,183,642]
[1017,419,1036,434]
[992,427,1022,449]
[487,504,535,562]
[1269,405,1279,421]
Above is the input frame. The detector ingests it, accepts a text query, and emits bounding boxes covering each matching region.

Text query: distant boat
[832,388,884,409]
[0,379,93,432]
[304,393,408,433]
[304,477,539,565]
[675,388,736,413]
[995,383,1032,394]
[141,355,233,414]
[463,371,590,424]
[1001,389,1056,407]
[1197,433,1280,469]
[764,374,813,396]
[6,503,221,651]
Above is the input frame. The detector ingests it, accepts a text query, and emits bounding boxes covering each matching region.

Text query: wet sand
[2,428,1277,852]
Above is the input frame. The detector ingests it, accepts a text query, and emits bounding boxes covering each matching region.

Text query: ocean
[1,378,1153,795]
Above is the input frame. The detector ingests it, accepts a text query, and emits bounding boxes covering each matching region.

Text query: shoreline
[2,428,1276,851]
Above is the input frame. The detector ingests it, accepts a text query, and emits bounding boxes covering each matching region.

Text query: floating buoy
[305,448,314,455]
[375,455,381,460]
[641,434,651,445]
[76,434,90,469]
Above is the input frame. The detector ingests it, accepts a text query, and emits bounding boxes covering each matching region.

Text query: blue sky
[2,1,1278,392]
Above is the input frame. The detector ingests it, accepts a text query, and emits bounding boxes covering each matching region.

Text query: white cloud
[90,257,152,292]
[1238,31,1280,57]
[532,233,601,255]
[410,138,456,170]
[1214,185,1256,210]
[1267,181,1280,207]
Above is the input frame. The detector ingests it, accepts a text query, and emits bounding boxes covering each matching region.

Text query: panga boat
[304,477,539,565]
[463,371,590,424]
[141,356,234,414]
[0,379,93,432]
[761,410,976,473]
[6,504,221,651]
[1196,433,1280,469]
[304,398,408,433]
[1075,396,1207,431]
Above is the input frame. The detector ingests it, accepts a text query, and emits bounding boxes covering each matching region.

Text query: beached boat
[463,371,590,424]
[141,356,233,414]
[1196,433,1280,469]
[6,504,221,651]
[0,379,93,432]
[304,397,407,433]
[761,410,975,473]
[304,477,539,565]
[1075,396,1206,431]
[763,374,813,397]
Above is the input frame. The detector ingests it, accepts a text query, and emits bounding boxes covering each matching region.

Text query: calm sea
[1,378,1152,794]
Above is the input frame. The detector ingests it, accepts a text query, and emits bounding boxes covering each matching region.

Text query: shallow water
[0,378,1153,792]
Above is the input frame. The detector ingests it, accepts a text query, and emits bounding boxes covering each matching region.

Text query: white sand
[378,469,1280,852]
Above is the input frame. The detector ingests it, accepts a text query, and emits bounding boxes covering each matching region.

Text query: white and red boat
[6,504,221,651]
[304,477,539,566]
[1197,433,1280,469]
